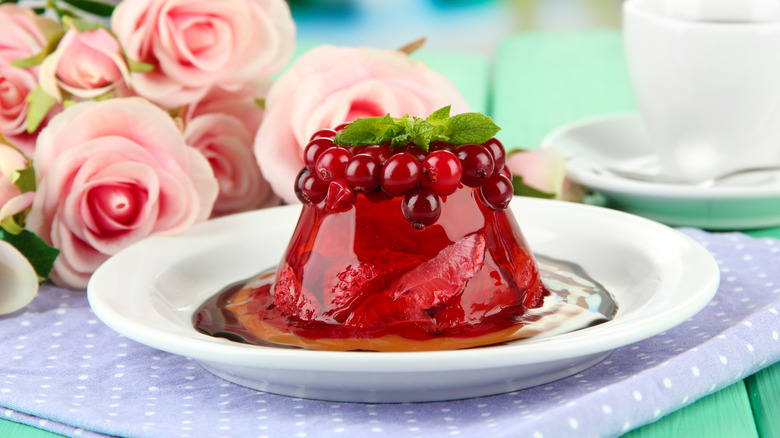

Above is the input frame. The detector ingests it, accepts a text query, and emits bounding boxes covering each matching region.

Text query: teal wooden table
[2,31,778,437]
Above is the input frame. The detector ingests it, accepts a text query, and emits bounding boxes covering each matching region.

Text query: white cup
[623,0,780,182]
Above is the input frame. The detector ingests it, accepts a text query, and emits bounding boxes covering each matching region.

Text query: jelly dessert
[223,107,548,351]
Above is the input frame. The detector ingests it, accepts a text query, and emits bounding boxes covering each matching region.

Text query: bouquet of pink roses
[2,0,507,315]
[1,0,297,303]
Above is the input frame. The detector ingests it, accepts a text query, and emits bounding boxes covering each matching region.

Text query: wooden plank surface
[0,419,63,438]
[623,382,759,438]
[746,363,780,438]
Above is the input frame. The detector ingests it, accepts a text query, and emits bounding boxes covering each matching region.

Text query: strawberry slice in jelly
[390,233,486,311]
[273,264,322,321]
[323,249,429,322]
[323,262,384,321]
[345,290,434,332]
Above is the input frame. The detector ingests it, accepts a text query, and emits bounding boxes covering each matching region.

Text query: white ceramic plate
[87,198,719,403]
[542,113,780,230]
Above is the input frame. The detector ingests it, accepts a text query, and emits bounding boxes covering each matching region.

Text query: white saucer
[542,113,780,229]
[87,199,719,403]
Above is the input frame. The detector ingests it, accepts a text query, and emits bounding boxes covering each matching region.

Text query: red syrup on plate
[194,186,618,351]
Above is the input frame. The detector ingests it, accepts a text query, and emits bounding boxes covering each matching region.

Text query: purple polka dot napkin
[1,228,779,438]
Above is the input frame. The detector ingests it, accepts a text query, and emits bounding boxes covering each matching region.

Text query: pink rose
[184,111,280,216]
[0,240,38,315]
[0,144,34,223]
[184,84,279,215]
[0,4,60,64]
[254,45,471,203]
[26,98,219,289]
[39,27,130,101]
[506,147,583,201]
[185,82,269,136]
[0,65,44,157]
[0,4,62,156]
[112,0,295,109]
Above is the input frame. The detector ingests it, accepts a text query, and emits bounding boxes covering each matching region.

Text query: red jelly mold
[226,185,547,351]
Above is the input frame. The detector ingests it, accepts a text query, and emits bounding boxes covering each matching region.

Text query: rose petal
[505,147,567,196]
[0,192,34,223]
[0,240,38,314]
[185,113,276,214]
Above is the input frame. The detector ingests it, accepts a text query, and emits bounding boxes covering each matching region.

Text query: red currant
[326,178,357,212]
[456,143,495,187]
[479,172,513,211]
[421,150,462,196]
[429,141,455,153]
[345,154,380,192]
[315,146,351,183]
[393,144,427,162]
[499,164,512,180]
[482,138,506,170]
[309,129,338,142]
[295,168,327,204]
[381,152,421,197]
[358,144,392,164]
[334,122,351,131]
[402,186,441,229]
[304,137,335,173]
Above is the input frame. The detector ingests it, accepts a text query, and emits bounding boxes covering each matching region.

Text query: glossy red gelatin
[227,186,547,351]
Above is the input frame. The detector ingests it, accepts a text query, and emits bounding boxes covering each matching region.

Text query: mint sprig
[334,106,501,151]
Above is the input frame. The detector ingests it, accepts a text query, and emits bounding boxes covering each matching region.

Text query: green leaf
[512,176,555,199]
[0,229,59,282]
[11,29,65,69]
[12,166,36,194]
[426,105,451,124]
[127,57,154,73]
[59,0,115,17]
[63,15,101,33]
[333,107,501,151]
[409,118,439,151]
[10,53,46,69]
[25,85,58,133]
[443,112,501,145]
[254,98,266,110]
[1,216,24,235]
[334,114,399,147]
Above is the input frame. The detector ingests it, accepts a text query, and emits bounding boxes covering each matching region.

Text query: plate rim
[87,198,720,373]
[543,112,780,200]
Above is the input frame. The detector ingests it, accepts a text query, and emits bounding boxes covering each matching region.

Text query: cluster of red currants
[294,126,514,229]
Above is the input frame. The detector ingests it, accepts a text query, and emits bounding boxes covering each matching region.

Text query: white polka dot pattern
[1,229,779,438]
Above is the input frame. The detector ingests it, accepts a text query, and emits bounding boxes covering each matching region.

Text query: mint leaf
[512,176,555,199]
[332,107,501,151]
[410,118,439,150]
[426,106,451,124]
[0,229,59,282]
[442,112,501,145]
[334,114,399,147]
